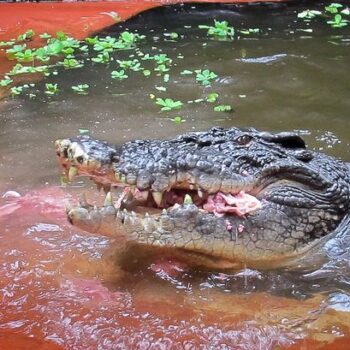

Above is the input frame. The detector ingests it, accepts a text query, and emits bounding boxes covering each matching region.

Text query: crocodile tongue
[203,191,261,217]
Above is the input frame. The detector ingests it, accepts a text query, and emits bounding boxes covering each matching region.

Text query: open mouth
[55,138,262,219]
[117,186,262,218]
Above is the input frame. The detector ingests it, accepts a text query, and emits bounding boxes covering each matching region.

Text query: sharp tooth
[65,201,72,214]
[162,208,167,215]
[79,193,88,207]
[198,189,204,198]
[104,192,113,206]
[115,172,121,181]
[189,184,194,190]
[184,194,193,204]
[152,191,163,207]
[68,166,78,181]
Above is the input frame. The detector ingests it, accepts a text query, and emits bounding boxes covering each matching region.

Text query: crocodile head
[55,127,350,269]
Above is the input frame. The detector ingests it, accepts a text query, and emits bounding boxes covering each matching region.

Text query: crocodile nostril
[236,135,253,145]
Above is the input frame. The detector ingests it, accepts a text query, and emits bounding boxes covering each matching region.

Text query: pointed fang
[104,192,113,206]
[184,194,193,204]
[65,201,72,214]
[68,166,78,182]
[152,191,163,207]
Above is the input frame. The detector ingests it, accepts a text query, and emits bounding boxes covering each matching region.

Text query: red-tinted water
[1,186,350,349]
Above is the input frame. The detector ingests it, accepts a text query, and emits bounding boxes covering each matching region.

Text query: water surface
[1,2,350,349]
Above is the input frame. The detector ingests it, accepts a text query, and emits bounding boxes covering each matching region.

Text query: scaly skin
[55,127,350,269]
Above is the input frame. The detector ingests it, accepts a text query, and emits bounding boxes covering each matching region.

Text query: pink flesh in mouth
[203,191,262,217]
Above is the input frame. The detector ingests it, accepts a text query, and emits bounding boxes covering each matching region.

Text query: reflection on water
[1,2,350,349]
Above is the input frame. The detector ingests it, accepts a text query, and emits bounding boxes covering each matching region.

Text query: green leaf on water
[0,77,13,87]
[214,104,232,112]
[45,83,59,95]
[206,92,219,103]
[195,69,218,87]
[111,69,128,80]
[156,98,183,111]
[180,70,193,75]
[171,116,186,124]
[72,84,89,95]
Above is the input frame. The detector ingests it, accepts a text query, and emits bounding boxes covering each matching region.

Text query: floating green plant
[111,70,128,80]
[8,63,49,76]
[45,83,59,95]
[62,58,83,69]
[10,86,24,96]
[153,54,172,66]
[14,49,35,63]
[156,98,183,111]
[6,44,27,59]
[155,64,169,74]
[117,59,141,70]
[91,52,110,64]
[198,20,235,39]
[0,77,13,87]
[297,3,349,27]
[327,14,349,27]
[72,84,89,95]
[10,83,34,96]
[206,92,219,103]
[325,3,343,14]
[214,104,232,112]
[180,70,193,75]
[171,116,186,124]
[297,10,322,20]
[195,69,218,87]
[17,29,35,42]
[164,32,179,40]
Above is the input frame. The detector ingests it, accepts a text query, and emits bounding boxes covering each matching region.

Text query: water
[1,2,350,349]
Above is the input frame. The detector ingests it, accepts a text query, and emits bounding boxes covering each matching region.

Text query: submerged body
[55,127,350,269]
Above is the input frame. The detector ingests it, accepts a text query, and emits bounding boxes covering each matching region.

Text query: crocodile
[55,127,350,270]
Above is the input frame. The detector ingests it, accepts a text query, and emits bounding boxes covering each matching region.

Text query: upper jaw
[55,137,262,213]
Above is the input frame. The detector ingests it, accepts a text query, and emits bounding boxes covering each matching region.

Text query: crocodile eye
[235,135,253,145]
[76,156,84,164]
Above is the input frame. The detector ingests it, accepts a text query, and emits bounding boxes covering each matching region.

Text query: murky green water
[1,2,349,189]
[1,2,350,348]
